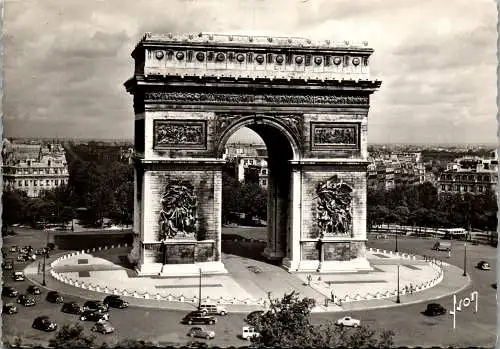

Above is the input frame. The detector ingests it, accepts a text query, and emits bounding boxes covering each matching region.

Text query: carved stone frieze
[315,177,353,237]
[144,92,369,106]
[158,179,198,240]
[214,113,242,143]
[153,120,206,149]
[278,114,304,144]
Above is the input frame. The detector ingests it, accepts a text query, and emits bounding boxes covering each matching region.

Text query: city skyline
[3,0,497,144]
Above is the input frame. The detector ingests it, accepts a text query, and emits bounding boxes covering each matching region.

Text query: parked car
[2,260,14,270]
[9,246,18,253]
[241,326,260,340]
[336,316,360,327]
[182,311,217,325]
[46,291,64,303]
[16,254,29,262]
[34,248,46,255]
[17,294,36,307]
[103,295,128,309]
[32,316,58,332]
[245,310,264,325]
[423,303,446,316]
[83,300,109,312]
[80,310,110,322]
[27,285,42,295]
[91,321,115,334]
[12,271,25,281]
[198,303,227,316]
[477,261,491,270]
[187,326,216,339]
[61,302,83,315]
[3,303,18,315]
[2,286,19,297]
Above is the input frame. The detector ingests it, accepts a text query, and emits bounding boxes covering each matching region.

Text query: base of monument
[294,258,373,273]
[135,261,228,276]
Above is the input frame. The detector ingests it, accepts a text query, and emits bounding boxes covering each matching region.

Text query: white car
[336,316,360,327]
[242,326,260,340]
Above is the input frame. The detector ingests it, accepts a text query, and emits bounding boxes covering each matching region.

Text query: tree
[251,292,395,348]
[49,323,95,349]
[2,189,28,228]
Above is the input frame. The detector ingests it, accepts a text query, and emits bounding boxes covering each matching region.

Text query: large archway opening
[220,118,297,264]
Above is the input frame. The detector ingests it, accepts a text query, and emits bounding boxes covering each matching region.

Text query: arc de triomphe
[125,33,381,276]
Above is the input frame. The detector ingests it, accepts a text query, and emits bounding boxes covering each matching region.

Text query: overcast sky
[3,0,498,144]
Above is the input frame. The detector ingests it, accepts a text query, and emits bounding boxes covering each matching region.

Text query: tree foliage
[367,183,497,231]
[49,323,95,349]
[250,291,395,348]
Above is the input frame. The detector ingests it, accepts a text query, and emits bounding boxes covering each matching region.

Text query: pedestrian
[448,250,451,258]
[37,261,41,274]
[331,291,335,302]
[410,283,414,295]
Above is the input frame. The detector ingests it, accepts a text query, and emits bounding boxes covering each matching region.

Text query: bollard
[156,293,161,300]
[144,293,150,299]
[179,295,185,302]
[167,295,173,302]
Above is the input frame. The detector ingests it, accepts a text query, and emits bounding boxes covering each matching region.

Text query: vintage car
[423,303,446,316]
[477,261,491,270]
[46,291,64,303]
[61,302,83,315]
[241,326,260,340]
[27,285,42,295]
[198,303,227,316]
[182,311,217,325]
[336,316,360,327]
[80,310,110,322]
[17,294,36,307]
[187,326,216,339]
[103,295,128,309]
[2,260,14,270]
[3,303,18,315]
[91,321,115,334]
[83,300,109,312]
[12,272,25,281]
[2,286,19,297]
[32,316,57,332]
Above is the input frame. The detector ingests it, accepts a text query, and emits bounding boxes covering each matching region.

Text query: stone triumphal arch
[125,33,381,275]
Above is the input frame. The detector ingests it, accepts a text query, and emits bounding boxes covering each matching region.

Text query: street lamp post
[396,264,401,303]
[395,230,399,253]
[463,241,467,277]
[198,268,202,310]
[42,251,47,286]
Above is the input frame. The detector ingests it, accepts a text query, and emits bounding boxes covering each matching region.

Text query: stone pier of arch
[124,33,382,276]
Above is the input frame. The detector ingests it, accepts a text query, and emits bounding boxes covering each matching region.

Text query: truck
[432,241,452,251]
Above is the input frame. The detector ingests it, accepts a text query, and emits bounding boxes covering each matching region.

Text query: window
[479,186,483,192]
[46,180,50,185]
[262,169,267,175]
[262,180,267,186]
[249,159,254,165]
[455,185,460,191]
[441,185,445,190]
[18,181,22,187]
[34,180,37,186]
[24,180,28,186]
[55,180,59,185]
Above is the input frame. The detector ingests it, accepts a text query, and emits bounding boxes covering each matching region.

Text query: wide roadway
[2,230,497,347]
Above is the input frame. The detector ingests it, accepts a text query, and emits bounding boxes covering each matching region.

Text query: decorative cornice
[141,91,370,106]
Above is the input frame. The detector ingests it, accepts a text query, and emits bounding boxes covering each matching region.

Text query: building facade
[437,151,498,195]
[367,152,426,190]
[2,140,69,197]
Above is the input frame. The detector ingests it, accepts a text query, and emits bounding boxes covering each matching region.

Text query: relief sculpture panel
[153,120,206,149]
[311,123,359,149]
[158,179,198,240]
[315,177,353,237]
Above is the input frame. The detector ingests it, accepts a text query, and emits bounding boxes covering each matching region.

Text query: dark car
[32,316,57,332]
[2,260,14,270]
[91,321,115,334]
[2,286,19,298]
[3,303,18,315]
[83,300,109,312]
[61,302,83,315]
[182,311,217,325]
[423,303,446,316]
[477,261,491,270]
[79,310,110,322]
[245,310,265,325]
[27,285,42,295]
[46,291,64,303]
[17,294,36,307]
[103,295,129,309]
